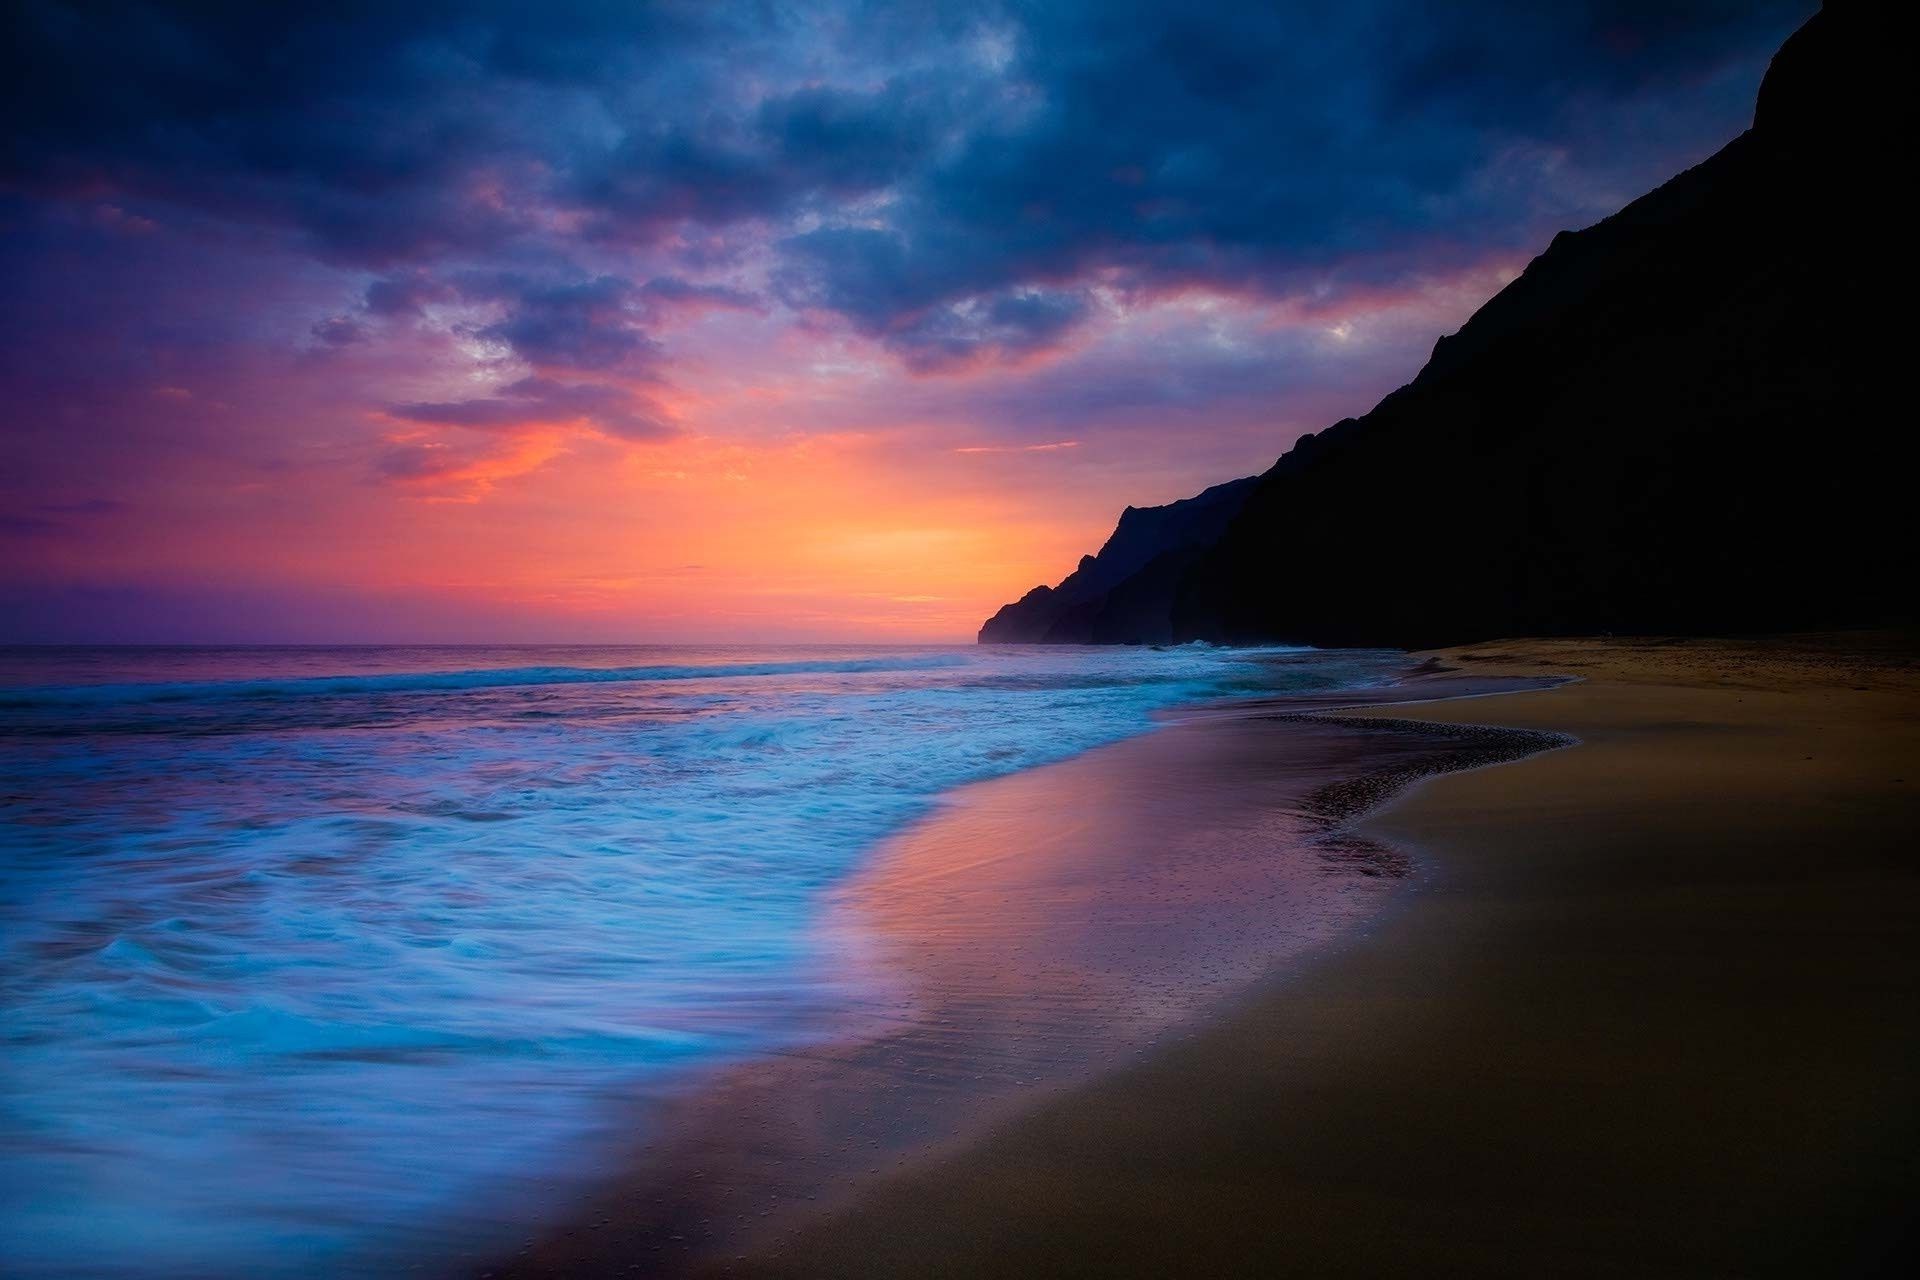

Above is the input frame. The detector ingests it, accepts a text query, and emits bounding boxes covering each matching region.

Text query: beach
[8,6,1905,1278]
[706,633,1919,1277]
[492,668,1564,1276]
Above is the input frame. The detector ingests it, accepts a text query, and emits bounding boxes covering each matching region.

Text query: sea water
[0,643,1401,1276]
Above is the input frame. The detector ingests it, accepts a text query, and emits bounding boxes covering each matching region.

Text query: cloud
[311,316,366,346]
[3,1,1807,366]
[0,2,719,263]
[883,287,1094,371]
[388,376,674,441]
[364,272,456,317]
[797,0,1805,345]
[373,441,470,481]
[774,228,1087,369]
[370,428,571,498]
[7,7,1804,255]
[636,276,760,315]
[359,268,677,380]
[572,75,950,245]
[0,0,1814,588]
[952,440,1079,454]
[469,276,658,371]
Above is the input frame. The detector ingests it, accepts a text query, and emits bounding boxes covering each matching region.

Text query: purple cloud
[388,376,674,441]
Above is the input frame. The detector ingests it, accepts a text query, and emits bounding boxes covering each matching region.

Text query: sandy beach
[712,633,1920,1277]
[492,666,1568,1276]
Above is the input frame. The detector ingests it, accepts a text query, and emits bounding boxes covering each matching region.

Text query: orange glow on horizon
[6,268,1513,643]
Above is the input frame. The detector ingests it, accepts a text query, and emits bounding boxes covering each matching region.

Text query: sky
[0,0,1811,643]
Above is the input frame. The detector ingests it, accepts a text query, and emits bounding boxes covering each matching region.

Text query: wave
[0,641,1407,1277]
[0,653,973,709]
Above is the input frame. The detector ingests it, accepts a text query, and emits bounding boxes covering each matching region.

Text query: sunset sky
[1,1,1808,642]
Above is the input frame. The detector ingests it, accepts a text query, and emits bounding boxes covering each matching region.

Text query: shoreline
[717,632,1919,1277]
[486,666,1570,1277]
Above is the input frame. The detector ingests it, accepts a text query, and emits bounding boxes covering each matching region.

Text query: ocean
[0,643,1404,1276]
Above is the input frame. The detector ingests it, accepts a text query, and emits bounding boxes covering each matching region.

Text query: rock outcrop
[979,477,1255,643]
[980,2,1905,649]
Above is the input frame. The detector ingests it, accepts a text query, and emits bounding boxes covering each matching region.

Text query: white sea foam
[0,642,1400,1276]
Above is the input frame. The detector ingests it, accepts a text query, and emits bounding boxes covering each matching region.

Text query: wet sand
[488,673,1566,1276]
[718,634,1920,1277]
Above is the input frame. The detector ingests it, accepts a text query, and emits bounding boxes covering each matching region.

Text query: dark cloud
[870,285,1092,372]
[636,276,759,313]
[768,0,1808,358]
[755,83,940,190]
[365,267,743,371]
[2,0,1811,380]
[1,1,721,262]
[0,2,1804,370]
[389,376,673,441]
[468,276,658,372]
[364,272,456,317]
[775,228,924,331]
[311,316,366,346]
[568,74,954,247]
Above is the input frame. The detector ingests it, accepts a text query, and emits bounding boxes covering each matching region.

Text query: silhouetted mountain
[980,1,1904,649]
[979,477,1256,643]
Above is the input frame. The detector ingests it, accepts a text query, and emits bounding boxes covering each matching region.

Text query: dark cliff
[979,477,1256,643]
[980,2,1905,649]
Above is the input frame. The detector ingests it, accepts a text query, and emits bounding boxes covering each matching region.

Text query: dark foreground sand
[718,634,1919,1277]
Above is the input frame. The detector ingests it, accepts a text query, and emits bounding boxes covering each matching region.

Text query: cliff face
[979,477,1255,643]
[980,2,1905,649]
